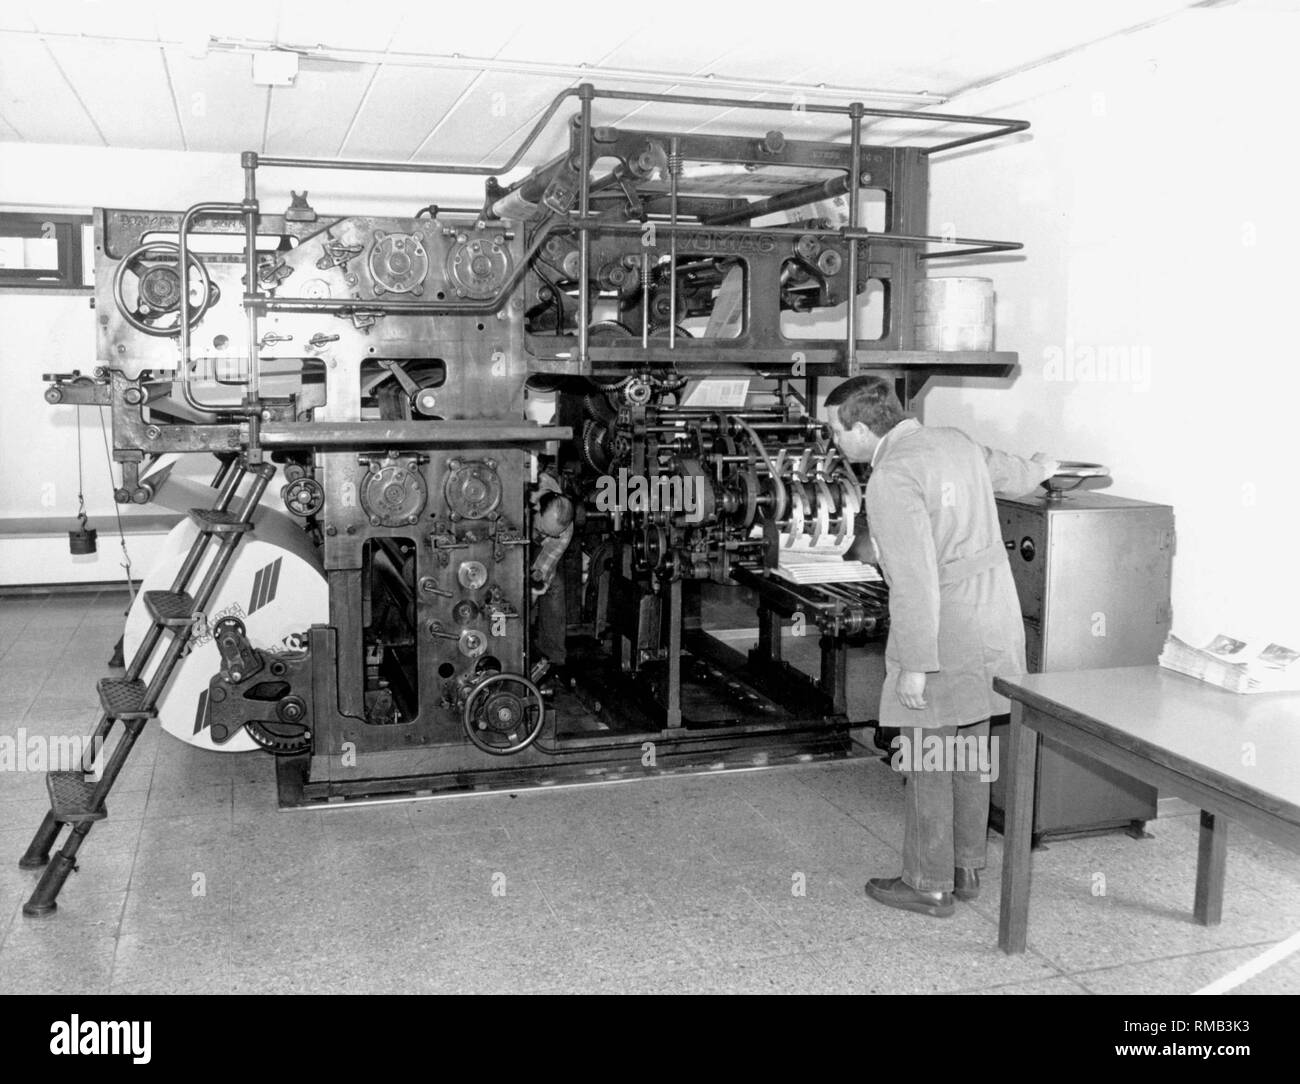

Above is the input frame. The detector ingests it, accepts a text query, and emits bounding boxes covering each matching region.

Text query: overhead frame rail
[168,82,1028,456]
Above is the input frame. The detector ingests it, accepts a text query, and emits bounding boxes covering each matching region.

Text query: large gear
[581,419,613,473]
[244,715,313,756]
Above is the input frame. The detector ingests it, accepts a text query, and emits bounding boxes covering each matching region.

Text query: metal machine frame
[24,83,1027,914]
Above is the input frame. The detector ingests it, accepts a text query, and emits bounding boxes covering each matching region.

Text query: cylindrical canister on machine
[913,277,995,351]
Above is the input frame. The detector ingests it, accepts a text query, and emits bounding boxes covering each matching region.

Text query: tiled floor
[2,588,1299,994]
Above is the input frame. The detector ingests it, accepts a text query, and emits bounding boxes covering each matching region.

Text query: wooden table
[993,666,1300,954]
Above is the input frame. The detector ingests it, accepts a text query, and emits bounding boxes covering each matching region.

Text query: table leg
[999,705,1038,954]
[1194,810,1227,926]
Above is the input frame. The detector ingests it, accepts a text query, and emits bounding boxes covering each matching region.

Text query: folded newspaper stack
[772,561,883,585]
[1158,633,1300,694]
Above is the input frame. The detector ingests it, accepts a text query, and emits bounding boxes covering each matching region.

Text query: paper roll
[123,505,327,753]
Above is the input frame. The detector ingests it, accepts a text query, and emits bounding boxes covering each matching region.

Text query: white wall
[924,2,1300,646]
[0,141,489,585]
[6,5,1300,633]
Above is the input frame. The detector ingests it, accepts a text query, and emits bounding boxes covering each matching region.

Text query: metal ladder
[18,455,275,916]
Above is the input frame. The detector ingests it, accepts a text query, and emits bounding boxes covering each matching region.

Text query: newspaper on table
[1158,632,1300,694]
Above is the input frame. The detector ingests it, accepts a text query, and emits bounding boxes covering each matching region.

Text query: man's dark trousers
[899,719,992,893]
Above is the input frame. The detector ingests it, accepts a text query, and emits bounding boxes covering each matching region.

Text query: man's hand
[896,670,928,710]
[1031,451,1062,481]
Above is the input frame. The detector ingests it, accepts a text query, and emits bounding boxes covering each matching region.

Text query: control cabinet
[991,491,1175,842]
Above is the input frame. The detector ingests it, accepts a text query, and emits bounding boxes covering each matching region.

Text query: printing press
[23,84,1025,913]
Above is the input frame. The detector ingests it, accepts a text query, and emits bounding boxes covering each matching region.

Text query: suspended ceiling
[0,1,1214,166]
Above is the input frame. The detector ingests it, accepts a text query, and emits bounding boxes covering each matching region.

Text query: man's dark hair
[825,376,908,436]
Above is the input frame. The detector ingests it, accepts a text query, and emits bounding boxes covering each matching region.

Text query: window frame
[0,211,92,292]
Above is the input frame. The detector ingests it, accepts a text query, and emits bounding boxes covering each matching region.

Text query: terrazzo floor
[2,588,1298,994]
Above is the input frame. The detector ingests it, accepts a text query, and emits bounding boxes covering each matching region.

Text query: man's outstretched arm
[983,446,1059,497]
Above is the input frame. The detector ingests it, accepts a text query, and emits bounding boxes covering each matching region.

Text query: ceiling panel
[684,105,844,141]
[263,62,379,156]
[467,74,858,173]
[25,0,158,39]
[47,39,183,150]
[678,75,837,141]
[476,97,575,165]
[276,0,402,53]
[811,1,1200,91]
[0,8,35,31]
[339,66,479,160]
[149,1,282,47]
[586,38,849,134]
[165,50,269,153]
[493,20,642,65]
[597,31,736,77]
[591,72,834,142]
[480,106,575,174]
[0,39,103,143]
[385,8,518,58]
[0,1,1212,158]
[474,75,688,167]
[584,40,741,132]
[584,90,722,138]
[412,72,574,164]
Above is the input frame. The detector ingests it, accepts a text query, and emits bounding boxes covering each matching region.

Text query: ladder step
[97,677,156,720]
[46,771,107,824]
[189,508,253,533]
[144,589,196,628]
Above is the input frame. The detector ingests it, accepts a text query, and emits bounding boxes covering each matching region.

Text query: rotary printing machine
[22,84,1026,914]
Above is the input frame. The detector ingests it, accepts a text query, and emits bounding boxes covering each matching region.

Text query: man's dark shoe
[865,876,955,918]
[954,867,981,901]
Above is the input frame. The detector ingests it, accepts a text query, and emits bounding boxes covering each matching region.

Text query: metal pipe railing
[177,201,245,416]
[668,137,681,350]
[577,86,594,365]
[242,154,261,404]
[214,82,1025,374]
[258,217,1018,321]
[248,84,1027,179]
[255,87,582,176]
[846,104,864,371]
[563,218,1021,257]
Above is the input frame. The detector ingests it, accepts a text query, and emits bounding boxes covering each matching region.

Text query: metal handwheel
[462,672,546,756]
[112,240,217,337]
